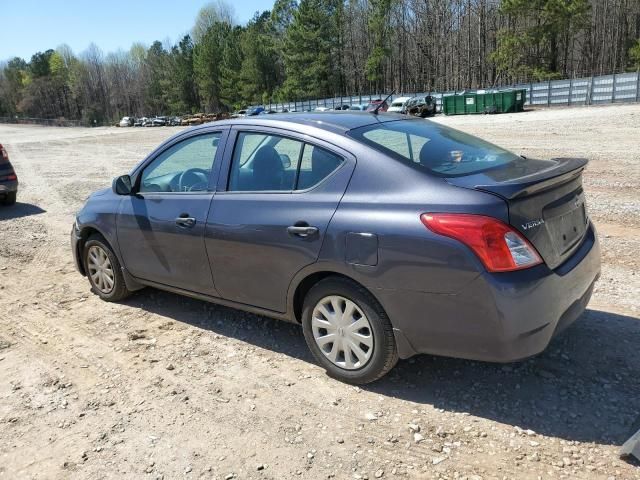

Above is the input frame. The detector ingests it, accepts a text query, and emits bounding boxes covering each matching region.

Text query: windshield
[348,120,519,177]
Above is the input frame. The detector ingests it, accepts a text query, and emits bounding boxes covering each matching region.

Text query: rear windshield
[348,120,519,177]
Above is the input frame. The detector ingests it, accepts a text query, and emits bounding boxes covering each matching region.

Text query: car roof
[191,112,414,135]
[391,97,412,102]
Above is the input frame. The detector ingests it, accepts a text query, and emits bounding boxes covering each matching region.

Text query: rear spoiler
[472,157,588,200]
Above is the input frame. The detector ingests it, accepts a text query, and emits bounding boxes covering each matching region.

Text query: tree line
[1,0,639,125]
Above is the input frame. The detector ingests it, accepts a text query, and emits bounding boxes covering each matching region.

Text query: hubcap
[311,295,374,370]
[87,246,115,294]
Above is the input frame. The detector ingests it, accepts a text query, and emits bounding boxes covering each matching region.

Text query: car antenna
[373,89,396,115]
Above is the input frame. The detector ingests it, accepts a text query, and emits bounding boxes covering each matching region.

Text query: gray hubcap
[311,295,374,370]
[87,245,115,294]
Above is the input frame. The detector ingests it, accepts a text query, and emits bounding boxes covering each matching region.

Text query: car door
[205,127,355,312]
[117,128,229,295]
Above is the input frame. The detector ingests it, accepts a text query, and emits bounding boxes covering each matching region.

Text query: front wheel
[84,235,131,302]
[301,277,398,384]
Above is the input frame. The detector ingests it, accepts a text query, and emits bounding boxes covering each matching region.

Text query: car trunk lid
[446,157,590,270]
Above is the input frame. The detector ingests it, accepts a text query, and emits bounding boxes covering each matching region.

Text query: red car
[0,144,18,205]
[365,100,389,112]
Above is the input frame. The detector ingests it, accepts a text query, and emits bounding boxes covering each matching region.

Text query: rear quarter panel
[291,141,511,355]
[316,142,509,294]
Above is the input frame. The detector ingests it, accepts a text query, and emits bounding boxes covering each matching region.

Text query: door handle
[287,225,319,237]
[175,215,196,228]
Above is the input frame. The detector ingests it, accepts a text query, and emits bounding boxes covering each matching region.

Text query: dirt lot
[0,105,639,480]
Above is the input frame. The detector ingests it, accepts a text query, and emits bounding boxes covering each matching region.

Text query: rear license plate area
[547,203,587,253]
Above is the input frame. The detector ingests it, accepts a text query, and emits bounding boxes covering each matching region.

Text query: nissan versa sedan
[71,113,600,384]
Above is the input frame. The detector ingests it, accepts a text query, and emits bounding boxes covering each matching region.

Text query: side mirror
[112,174,133,195]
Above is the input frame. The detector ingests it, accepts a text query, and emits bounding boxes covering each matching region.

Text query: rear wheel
[2,191,16,206]
[84,235,130,302]
[301,277,398,384]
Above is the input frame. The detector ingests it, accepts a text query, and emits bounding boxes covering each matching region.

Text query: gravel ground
[0,104,639,480]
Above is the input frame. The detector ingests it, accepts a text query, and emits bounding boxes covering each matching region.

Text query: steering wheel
[178,168,209,192]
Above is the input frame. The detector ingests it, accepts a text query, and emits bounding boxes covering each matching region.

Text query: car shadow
[368,308,640,447]
[0,202,46,220]
[124,289,639,446]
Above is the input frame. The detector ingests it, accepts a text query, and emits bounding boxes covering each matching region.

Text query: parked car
[246,106,265,116]
[314,106,332,112]
[151,116,168,127]
[334,104,351,111]
[407,95,437,117]
[133,117,146,127]
[231,110,247,118]
[348,104,367,111]
[183,114,205,126]
[387,96,412,113]
[119,116,134,127]
[0,143,18,206]
[365,99,389,112]
[168,116,182,126]
[71,113,600,384]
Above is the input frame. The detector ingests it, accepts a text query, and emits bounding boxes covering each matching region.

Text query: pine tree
[365,0,394,92]
[281,0,339,100]
[237,12,281,105]
[630,39,640,71]
[492,0,591,82]
[193,22,228,112]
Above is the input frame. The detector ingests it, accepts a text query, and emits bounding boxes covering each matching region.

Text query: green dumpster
[442,89,526,115]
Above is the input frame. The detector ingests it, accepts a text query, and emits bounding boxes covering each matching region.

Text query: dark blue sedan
[0,143,18,205]
[71,113,600,383]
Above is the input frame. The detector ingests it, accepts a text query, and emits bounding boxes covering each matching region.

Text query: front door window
[140,133,221,193]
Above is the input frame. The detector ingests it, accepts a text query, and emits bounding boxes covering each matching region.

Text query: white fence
[514,71,640,106]
[268,71,640,112]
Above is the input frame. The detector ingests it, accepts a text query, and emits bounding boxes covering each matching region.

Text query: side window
[363,128,411,158]
[297,144,343,190]
[362,129,428,163]
[408,134,430,163]
[140,132,221,193]
[229,132,303,192]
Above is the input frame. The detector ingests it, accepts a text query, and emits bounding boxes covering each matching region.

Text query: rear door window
[228,132,303,191]
[228,131,343,192]
[297,145,343,190]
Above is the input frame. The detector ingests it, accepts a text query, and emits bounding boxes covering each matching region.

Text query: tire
[2,191,16,206]
[301,276,398,384]
[83,234,131,302]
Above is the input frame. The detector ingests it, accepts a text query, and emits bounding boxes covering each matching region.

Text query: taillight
[420,213,543,272]
[0,145,7,161]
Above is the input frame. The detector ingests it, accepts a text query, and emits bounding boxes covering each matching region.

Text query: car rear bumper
[381,222,601,361]
[0,181,18,195]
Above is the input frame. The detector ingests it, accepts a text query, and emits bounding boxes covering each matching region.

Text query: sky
[0,0,274,62]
